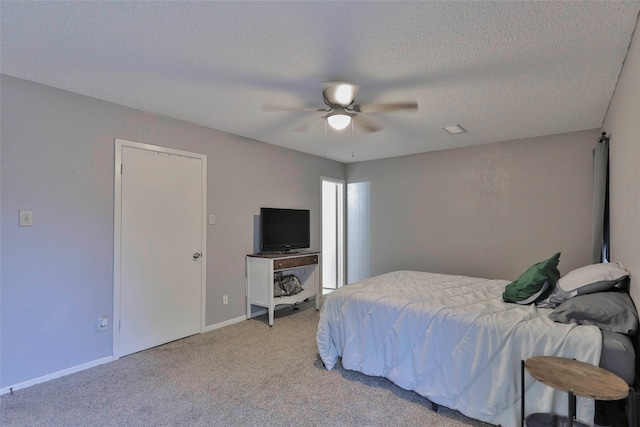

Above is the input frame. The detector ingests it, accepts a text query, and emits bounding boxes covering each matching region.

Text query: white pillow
[537,261,629,309]
[536,283,571,308]
[558,261,629,296]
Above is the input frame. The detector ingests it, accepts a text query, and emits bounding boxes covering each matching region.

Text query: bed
[316,258,637,426]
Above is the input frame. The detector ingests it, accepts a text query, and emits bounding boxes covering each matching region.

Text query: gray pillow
[549,291,638,335]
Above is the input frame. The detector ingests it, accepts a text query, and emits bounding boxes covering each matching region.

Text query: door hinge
[120,164,123,175]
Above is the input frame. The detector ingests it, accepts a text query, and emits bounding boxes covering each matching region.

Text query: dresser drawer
[274,255,318,270]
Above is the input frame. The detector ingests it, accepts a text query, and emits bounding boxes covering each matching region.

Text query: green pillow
[502,253,561,304]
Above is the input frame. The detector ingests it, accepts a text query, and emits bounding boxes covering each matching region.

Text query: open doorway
[322,178,345,294]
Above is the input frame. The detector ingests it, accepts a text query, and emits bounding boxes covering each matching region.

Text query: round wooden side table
[522,356,629,427]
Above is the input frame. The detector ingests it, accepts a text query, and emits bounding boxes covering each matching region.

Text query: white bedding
[316,271,602,426]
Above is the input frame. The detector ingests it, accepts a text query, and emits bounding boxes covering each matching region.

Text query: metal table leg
[521,360,525,427]
[568,391,576,427]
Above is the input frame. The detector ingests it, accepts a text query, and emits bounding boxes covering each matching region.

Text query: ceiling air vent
[441,124,467,135]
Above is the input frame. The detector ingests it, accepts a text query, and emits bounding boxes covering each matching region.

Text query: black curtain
[591,132,610,264]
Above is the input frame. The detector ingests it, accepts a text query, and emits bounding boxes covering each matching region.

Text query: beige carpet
[1,299,493,426]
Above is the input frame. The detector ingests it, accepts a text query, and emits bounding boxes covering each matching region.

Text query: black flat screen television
[260,207,310,253]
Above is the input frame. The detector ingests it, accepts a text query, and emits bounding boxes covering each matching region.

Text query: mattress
[601,330,635,385]
[317,270,603,426]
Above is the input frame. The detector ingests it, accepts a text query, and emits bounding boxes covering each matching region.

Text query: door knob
[193,252,202,260]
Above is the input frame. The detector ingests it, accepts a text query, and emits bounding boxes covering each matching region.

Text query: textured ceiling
[1,1,638,163]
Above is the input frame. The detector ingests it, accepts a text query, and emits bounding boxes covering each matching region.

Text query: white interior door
[115,140,206,358]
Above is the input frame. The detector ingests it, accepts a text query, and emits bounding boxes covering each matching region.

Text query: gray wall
[346,130,598,283]
[4,22,639,389]
[0,75,345,388]
[604,18,640,308]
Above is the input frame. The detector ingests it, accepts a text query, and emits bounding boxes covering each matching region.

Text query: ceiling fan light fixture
[334,84,355,105]
[327,114,352,130]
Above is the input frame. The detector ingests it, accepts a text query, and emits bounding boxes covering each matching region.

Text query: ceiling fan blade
[262,104,325,112]
[353,114,384,133]
[354,101,418,113]
[293,113,325,132]
[323,82,359,107]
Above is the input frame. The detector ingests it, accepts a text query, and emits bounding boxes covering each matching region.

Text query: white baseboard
[246,304,310,320]
[243,306,298,322]
[3,316,251,395]
[1,356,113,396]
[204,315,247,332]
[248,308,268,318]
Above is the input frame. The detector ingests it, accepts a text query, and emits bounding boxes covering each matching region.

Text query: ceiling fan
[262,82,418,133]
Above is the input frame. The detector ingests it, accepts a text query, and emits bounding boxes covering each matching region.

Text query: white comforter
[316,271,602,426]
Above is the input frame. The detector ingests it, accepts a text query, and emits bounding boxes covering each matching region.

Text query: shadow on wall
[347,181,370,283]
[253,214,260,254]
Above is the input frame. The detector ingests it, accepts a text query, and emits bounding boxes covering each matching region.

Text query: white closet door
[119,145,203,357]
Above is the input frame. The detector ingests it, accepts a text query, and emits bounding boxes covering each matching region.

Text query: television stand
[245,252,320,326]
[258,250,304,255]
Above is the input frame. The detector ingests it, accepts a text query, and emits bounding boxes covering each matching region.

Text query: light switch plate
[19,210,33,227]
[209,214,216,225]
[97,316,108,332]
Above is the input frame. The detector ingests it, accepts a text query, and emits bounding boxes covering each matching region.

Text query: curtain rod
[599,132,609,144]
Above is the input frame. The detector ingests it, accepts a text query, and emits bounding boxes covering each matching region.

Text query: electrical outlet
[19,210,34,227]
[223,295,228,305]
[96,316,108,332]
